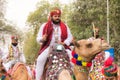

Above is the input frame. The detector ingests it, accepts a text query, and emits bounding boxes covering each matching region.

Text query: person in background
[36,8,73,80]
[3,36,20,71]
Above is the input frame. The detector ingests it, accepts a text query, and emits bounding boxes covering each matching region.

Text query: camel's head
[73,39,110,61]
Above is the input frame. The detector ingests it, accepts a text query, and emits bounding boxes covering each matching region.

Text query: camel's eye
[74,41,80,47]
[86,43,93,48]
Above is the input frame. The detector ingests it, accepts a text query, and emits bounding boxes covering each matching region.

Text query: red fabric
[38,21,68,55]
[87,62,92,67]
[71,51,75,56]
[32,69,36,79]
[50,8,61,17]
[104,57,113,66]
[11,36,18,40]
[71,58,76,64]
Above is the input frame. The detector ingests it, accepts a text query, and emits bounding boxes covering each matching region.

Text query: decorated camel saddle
[8,62,32,80]
[89,47,119,80]
[71,38,110,80]
[0,59,32,80]
[43,43,75,80]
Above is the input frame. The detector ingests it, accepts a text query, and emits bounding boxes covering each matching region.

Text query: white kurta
[3,45,20,71]
[36,22,73,80]
[36,23,72,46]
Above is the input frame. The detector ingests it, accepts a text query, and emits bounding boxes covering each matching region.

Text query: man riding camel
[8,36,20,60]
[3,36,21,71]
[36,8,73,80]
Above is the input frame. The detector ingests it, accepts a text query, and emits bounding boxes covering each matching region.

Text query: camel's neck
[74,65,90,73]
[74,65,90,80]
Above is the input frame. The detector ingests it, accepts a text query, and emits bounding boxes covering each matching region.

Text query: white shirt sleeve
[36,23,46,44]
[63,24,73,46]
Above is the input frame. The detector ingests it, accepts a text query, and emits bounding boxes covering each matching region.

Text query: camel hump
[58,69,73,80]
[10,62,26,74]
[9,62,32,80]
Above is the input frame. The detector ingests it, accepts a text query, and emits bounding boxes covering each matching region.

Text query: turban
[11,36,18,41]
[50,8,61,17]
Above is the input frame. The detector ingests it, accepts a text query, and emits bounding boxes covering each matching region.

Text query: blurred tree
[0,0,21,47]
[68,0,107,39]
[109,0,120,62]
[25,0,51,63]
[0,0,19,34]
[23,30,40,63]
[0,0,5,18]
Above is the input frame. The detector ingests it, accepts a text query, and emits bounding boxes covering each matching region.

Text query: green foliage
[25,1,51,63]
[109,0,120,62]
[68,0,107,39]
[27,0,63,27]
[23,32,40,64]
[27,1,50,26]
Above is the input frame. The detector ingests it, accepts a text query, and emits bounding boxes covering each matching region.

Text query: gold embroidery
[9,45,19,60]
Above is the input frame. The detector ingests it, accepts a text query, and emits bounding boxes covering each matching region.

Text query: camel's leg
[58,69,72,80]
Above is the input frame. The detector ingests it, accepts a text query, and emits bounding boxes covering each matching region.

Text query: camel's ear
[73,40,80,47]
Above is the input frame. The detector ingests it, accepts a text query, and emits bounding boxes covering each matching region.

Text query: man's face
[11,39,18,46]
[51,14,61,24]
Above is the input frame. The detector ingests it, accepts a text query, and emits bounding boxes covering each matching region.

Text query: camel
[72,38,110,80]
[42,43,74,80]
[0,59,32,80]
[8,62,32,80]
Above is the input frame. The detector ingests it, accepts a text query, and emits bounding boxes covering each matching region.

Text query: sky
[5,0,72,30]
[5,0,40,30]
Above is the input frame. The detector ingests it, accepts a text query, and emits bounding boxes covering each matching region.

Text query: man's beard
[51,19,61,24]
[12,43,18,46]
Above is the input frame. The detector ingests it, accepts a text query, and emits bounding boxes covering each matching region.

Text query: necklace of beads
[71,51,92,67]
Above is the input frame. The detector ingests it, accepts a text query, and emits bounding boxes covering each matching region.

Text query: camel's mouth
[89,46,110,61]
[89,39,110,60]
[101,45,110,51]
[101,40,110,50]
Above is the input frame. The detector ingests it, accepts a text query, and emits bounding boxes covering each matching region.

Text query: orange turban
[50,8,61,17]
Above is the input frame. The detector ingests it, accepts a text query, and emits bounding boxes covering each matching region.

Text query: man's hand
[57,41,65,45]
[7,55,10,59]
[41,33,48,42]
